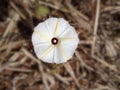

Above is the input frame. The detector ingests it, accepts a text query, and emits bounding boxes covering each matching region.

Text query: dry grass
[0,0,120,90]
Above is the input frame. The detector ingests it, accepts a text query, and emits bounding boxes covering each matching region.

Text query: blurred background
[0,0,120,90]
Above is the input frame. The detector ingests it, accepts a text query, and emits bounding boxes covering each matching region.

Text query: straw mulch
[0,0,120,90]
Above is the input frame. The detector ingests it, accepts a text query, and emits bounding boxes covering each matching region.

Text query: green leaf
[50,69,57,75]
[36,5,50,16]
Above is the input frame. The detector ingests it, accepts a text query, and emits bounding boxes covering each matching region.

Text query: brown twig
[91,0,117,72]
[75,51,94,71]
[64,63,81,89]
[65,0,91,31]
[91,0,100,56]
[21,48,50,90]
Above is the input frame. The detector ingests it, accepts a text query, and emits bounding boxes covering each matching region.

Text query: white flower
[32,17,79,64]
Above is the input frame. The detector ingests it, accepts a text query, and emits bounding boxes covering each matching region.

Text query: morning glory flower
[32,17,79,64]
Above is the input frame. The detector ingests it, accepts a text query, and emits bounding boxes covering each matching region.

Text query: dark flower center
[51,37,58,45]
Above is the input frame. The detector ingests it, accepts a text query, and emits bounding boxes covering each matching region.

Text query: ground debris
[0,0,120,90]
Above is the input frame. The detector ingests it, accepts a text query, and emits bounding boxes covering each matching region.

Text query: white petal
[34,43,50,59]
[54,46,66,64]
[41,45,55,63]
[59,25,79,56]
[61,38,79,60]
[34,22,52,39]
[56,18,70,37]
[32,32,49,45]
[59,26,78,38]
[57,25,79,62]
[45,17,58,36]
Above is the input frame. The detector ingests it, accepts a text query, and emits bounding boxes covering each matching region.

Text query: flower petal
[34,22,52,38]
[61,38,79,59]
[54,45,67,63]
[45,17,58,36]
[59,26,78,38]
[41,45,55,63]
[34,43,51,59]
[32,32,50,45]
[56,18,70,37]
